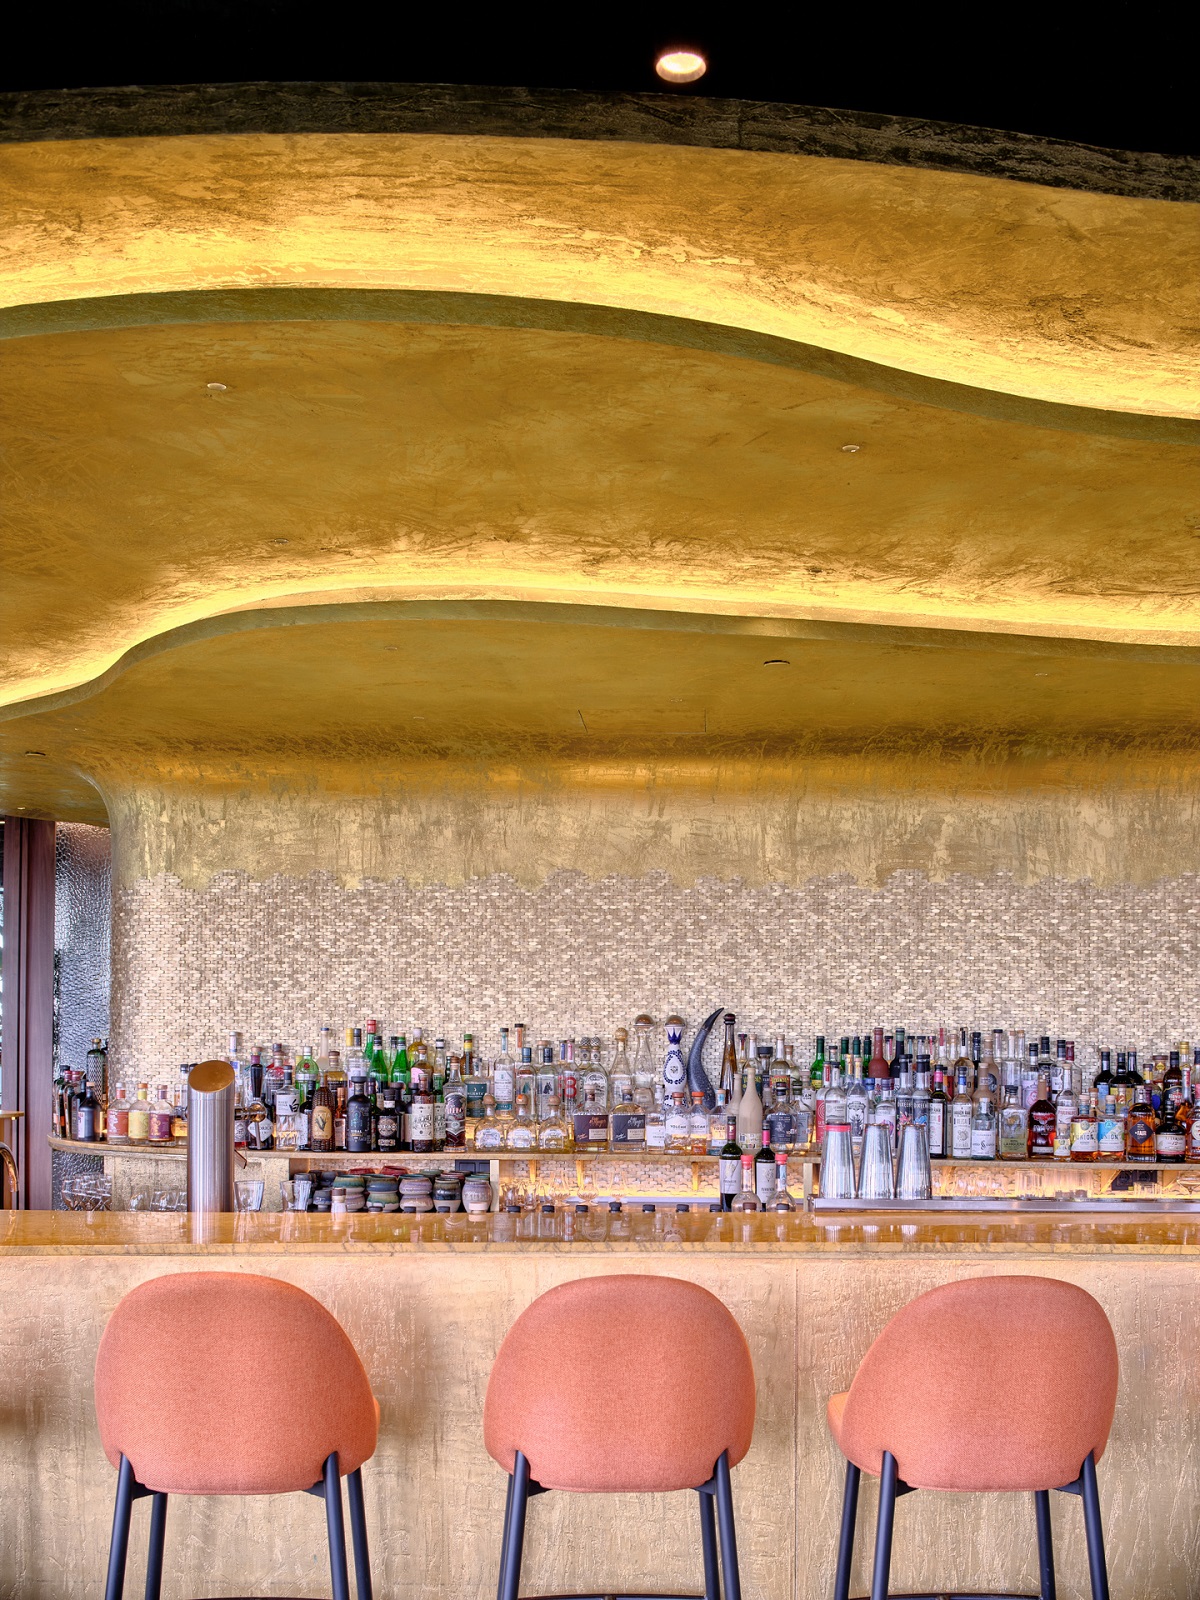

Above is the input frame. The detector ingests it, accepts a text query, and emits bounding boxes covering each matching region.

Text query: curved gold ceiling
[1,122,1198,833]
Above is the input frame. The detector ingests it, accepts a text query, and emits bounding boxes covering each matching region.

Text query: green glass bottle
[809,1034,826,1091]
[391,1035,410,1086]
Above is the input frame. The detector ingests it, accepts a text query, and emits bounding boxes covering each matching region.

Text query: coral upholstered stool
[94,1272,378,1600]
[484,1275,756,1600]
[827,1276,1118,1600]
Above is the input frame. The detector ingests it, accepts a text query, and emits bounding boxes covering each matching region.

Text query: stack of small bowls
[332,1176,366,1214]
[399,1174,434,1212]
[366,1176,400,1213]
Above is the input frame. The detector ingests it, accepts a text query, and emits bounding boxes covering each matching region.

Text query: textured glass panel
[54,823,111,1076]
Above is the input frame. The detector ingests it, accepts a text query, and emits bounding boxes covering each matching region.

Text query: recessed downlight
[763,659,791,667]
[841,443,862,453]
[206,382,227,392]
[24,749,46,757]
[656,49,707,83]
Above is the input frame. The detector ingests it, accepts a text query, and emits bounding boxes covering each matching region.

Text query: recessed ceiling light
[383,646,399,652]
[206,382,227,392]
[273,538,290,545]
[656,49,707,83]
[24,750,46,757]
[763,659,791,667]
[841,444,862,453]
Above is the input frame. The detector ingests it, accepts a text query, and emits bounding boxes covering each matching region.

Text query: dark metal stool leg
[1034,1489,1056,1600]
[869,1451,899,1600]
[500,1452,531,1600]
[698,1487,719,1600]
[714,1451,741,1600]
[323,1453,351,1600]
[834,1461,860,1600]
[346,1467,373,1600]
[496,1469,515,1600]
[1080,1454,1110,1600]
[143,1493,168,1600]
[104,1454,137,1600]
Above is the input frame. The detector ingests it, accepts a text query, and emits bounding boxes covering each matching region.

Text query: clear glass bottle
[844,1063,870,1156]
[1054,1062,1077,1158]
[631,1015,657,1103]
[768,1151,795,1211]
[609,1072,647,1151]
[579,1042,610,1117]
[106,1081,130,1145]
[664,1091,692,1153]
[573,1086,609,1150]
[128,1082,151,1146]
[998,1069,1028,1159]
[707,1088,731,1154]
[1070,1093,1099,1161]
[443,1055,467,1150]
[491,1028,516,1114]
[609,1028,634,1108]
[538,1094,572,1151]
[969,1083,997,1160]
[730,1153,762,1212]
[718,1013,738,1104]
[873,1079,899,1158]
[473,1095,505,1152]
[148,1084,174,1145]
[765,1078,796,1152]
[688,1090,710,1154]
[505,1093,537,1151]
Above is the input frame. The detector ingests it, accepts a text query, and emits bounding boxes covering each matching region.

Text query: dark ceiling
[5,0,1197,158]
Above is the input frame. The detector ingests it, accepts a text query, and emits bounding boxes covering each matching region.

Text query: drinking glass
[234,1179,265,1211]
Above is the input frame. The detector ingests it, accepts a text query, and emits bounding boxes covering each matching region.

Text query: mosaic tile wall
[111,866,1200,1082]
[54,822,111,1074]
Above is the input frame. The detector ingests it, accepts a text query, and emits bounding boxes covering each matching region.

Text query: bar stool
[484,1274,755,1600]
[95,1271,378,1600]
[827,1275,1118,1600]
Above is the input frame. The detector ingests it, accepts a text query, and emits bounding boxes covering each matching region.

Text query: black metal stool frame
[102,1448,373,1600]
[496,1446,742,1600]
[833,1448,1110,1600]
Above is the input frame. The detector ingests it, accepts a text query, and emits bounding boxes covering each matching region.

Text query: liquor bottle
[1162,1052,1185,1123]
[376,1082,400,1153]
[766,1079,796,1152]
[662,1017,688,1102]
[630,1014,656,1102]
[86,1037,109,1121]
[409,1029,430,1091]
[171,1084,189,1143]
[608,1028,634,1111]
[730,1153,762,1212]
[295,1045,318,1117]
[1185,1090,1200,1162]
[645,1085,667,1151]
[463,1046,490,1133]
[1093,1049,1113,1100]
[873,1080,899,1157]
[145,1085,172,1145]
[735,1045,764,1152]
[1124,1082,1157,1163]
[688,1091,710,1154]
[926,1068,948,1158]
[432,1073,447,1151]
[409,1086,435,1153]
[473,1095,505,1152]
[391,1035,411,1086]
[310,1079,334,1153]
[505,1094,537,1151]
[718,1014,738,1103]
[754,1128,776,1207]
[911,1057,932,1133]
[1097,1096,1125,1159]
[707,1089,731,1154]
[516,1045,536,1112]
[73,1077,99,1142]
[1050,1039,1069,1099]
[890,1028,906,1079]
[106,1082,130,1145]
[609,1072,648,1150]
[1069,1093,1098,1161]
[664,1091,691,1154]
[867,1027,887,1079]
[1054,1064,1077,1158]
[489,1024,515,1113]
[950,1069,973,1158]
[1110,1052,1136,1112]
[998,1071,1027,1160]
[443,1056,466,1150]
[809,1034,826,1091]
[1027,1076,1056,1158]
[718,1117,742,1210]
[538,1095,572,1151]
[1155,1094,1187,1163]
[1020,1043,1040,1110]
[769,1152,796,1211]
[573,1086,610,1150]
[824,1061,847,1136]
[128,1082,151,1145]
[346,1068,373,1154]
[245,1078,273,1150]
[969,1083,997,1159]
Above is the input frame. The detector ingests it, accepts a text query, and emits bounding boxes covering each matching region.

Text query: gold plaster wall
[0,1247,1195,1600]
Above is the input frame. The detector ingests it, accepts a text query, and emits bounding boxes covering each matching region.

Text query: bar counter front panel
[1,1212,1197,1600]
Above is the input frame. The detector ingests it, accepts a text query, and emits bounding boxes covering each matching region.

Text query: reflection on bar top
[5,1210,1200,1256]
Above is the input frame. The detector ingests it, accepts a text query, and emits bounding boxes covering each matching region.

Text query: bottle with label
[538,1095,572,1151]
[505,1094,537,1151]
[147,1085,174,1145]
[688,1091,710,1154]
[867,1027,888,1079]
[1054,1064,1078,1158]
[645,1085,667,1152]
[106,1082,130,1145]
[390,1035,410,1087]
[491,1029,516,1114]
[754,1128,776,1207]
[473,1095,505,1152]
[969,1085,997,1160]
[245,1078,273,1151]
[609,1073,648,1150]
[927,1068,948,1158]
[809,1034,826,1091]
[73,1078,99,1142]
[1156,1096,1187,1163]
[707,1089,731,1154]
[1184,1090,1200,1162]
[950,1069,973,1158]
[844,1063,870,1155]
[1097,1096,1125,1159]
[1027,1076,1056,1158]
[769,1152,796,1211]
[735,1042,764,1152]
[662,1017,688,1102]
[463,1046,491,1135]
[376,1083,400,1153]
[766,1080,796,1152]
[664,1091,691,1154]
[128,1083,151,1145]
[1070,1094,1099,1161]
[578,1043,610,1120]
[310,1079,334,1153]
[718,1117,742,1210]
[717,1014,738,1105]
[1124,1083,1157,1163]
[608,1028,634,1111]
[346,1068,373,1154]
[443,1057,466,1150]
[873,1080,899,1157]
[409,1087,435,1154]
[170,1085,188,1143]
[730,1153,762,1212]
[573,1087,610,1150]
[998,1072,1028,1160]
[1110,1052,1136,1112]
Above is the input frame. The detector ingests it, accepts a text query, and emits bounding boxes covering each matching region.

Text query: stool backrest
[484,1274,755,1493]
[838,1274,1118,1491]
[95,1271,377,1494]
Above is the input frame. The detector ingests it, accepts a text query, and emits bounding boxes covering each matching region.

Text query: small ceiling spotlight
[841,443,862,453]
[655,49,707,84]
[272,537,290,545]
[206,382,228,392]
[763,659,791,667]
[24,749,46,757]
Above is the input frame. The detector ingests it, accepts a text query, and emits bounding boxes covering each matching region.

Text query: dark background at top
[4,1,1197,158]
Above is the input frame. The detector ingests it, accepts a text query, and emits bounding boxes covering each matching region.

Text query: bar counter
[2,1212,1196,1600]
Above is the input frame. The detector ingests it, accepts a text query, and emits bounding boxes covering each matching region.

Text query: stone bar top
[7,1208,1200,1256]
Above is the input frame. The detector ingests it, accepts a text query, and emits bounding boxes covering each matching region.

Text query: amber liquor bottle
[1026,1076,1056,1158]
[310,1080,334,1154]
[1124,1082,1158,1163]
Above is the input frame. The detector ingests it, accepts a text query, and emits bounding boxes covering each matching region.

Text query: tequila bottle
[707,1089,731,1154]
[491,1028,516,1113]
[443,1056,467,1150]
[609,1028,634,1108]
[645,1085,667,1151]
[579,1042,610,1114]
[505,1094,538,1151]
[969,1085,997,1159]
[664,1091,691,1153]
[718,1013,738,1104]
[558,1039,579,1115]
[662,1017,688,1102]
[632,1015,657,1104]
[609,1073,647,1150]
[473,1095,505,1152]
[573,1086,609,1150]
[688,1090,709,1154]
[730,1153,762,1212]
[766,1080,796,1152]
[538,1094,572,1151]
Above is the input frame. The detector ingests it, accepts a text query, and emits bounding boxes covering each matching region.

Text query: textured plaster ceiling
[1,125,1198,826]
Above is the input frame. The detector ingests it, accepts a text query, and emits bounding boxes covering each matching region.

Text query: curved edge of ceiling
[2,81,1198,203]
[3,286,1195,446]
[8,595,1200,737]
